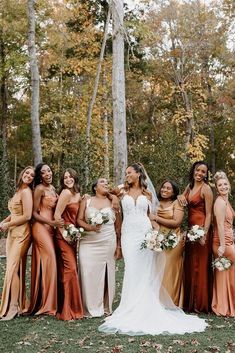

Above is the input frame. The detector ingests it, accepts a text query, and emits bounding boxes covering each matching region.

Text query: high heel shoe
[1,304,18,321]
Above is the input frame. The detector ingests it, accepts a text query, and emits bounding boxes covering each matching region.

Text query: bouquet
[62,224,85,244]
[186,225,205,242]
[212,256,233,271]
[88,210,109,225]
[163,231,179,249]
[140,229,179,252]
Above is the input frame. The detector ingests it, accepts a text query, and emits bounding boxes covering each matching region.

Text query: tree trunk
[112,0,127,185]
[28,0,42,166]
[84,4,111,186]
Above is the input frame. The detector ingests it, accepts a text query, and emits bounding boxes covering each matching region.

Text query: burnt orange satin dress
[29,191,57,315]
[183,188,213,313]
[0,192,31,317]
[212,199,235,317]
[55,203,83,320]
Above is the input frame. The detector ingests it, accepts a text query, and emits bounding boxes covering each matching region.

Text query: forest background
[0,0,234,220]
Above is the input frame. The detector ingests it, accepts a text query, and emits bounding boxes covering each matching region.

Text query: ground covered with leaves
[0,258,234,353]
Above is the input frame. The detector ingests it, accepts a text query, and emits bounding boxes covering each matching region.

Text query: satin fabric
[157,200,184,307]
[0,193,31,317]
[55,202,83,320]
[78,199,116,317]
[29,192,57,315]
[212,199,235,317]
[183,187,213,313]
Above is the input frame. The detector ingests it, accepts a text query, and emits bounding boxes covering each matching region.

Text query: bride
[99,163,207,335]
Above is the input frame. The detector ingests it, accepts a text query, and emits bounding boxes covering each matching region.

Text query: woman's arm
[214,198,226,256]
[114,206,122,259]
[33,186,63,227]
[156,204,184,228]
[200,184,213,246]
[1,189,33,231]
[77,199,101,232]
[177,184,190,206]
[54,189,71,221]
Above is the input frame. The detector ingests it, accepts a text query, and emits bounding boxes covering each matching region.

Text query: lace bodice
[121,194,151,219]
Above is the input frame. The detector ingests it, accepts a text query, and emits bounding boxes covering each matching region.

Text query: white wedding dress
[99,194,207,335]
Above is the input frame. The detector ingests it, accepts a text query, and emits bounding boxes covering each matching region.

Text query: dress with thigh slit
[0,192,31,317]
[28,190,57,315]
[78,199,116,317]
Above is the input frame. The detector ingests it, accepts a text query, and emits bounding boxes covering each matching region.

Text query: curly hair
[34,163,52,187]
[124,162,152,200]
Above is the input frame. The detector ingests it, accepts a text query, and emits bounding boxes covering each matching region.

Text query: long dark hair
[189,161,209,189]
[158,179,179,201]
[34,163,51,187]
[124,162,151,200]
[16,166,35,191]
[59,168,80,195]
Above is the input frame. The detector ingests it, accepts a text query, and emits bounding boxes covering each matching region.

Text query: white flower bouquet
[212,256,233,271]
[62,224,85,244]
[186,225,205,242]
[163,231,179,249]
[88,210,109,226]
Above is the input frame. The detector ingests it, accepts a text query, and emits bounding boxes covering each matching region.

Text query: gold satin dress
[157,200,184,307]
[0,192,31,317]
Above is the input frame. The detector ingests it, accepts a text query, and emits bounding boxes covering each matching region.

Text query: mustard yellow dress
[157,200,184,307]
[0,192,31,317]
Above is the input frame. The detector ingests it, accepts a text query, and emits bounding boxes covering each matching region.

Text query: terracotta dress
[29,191,57,315]
[0,192,31,317]
[212,199,235,317]
[157,200,184,307]
[78,199,116,317]
[183,187,213,313]
[54,202,83,320]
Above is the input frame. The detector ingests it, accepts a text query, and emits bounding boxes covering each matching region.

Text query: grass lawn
[0,258,234,353]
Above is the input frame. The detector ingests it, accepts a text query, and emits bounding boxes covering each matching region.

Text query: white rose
[62,230,68,238]
[197,229,205,237]
[157,233,164,242]
[192,225,199,232]
[145,232,152,240]
[79,227,84,233]
[224,262,231,269]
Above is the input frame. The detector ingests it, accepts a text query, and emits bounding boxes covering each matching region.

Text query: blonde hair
[214,171,231,192]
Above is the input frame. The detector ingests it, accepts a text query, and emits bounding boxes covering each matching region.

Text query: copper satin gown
[55,203,83,320]
[157,200,184,307]
[29,191,57,315]
[0,192,31,317]
[183,187,213,313]
[212,199,235,317]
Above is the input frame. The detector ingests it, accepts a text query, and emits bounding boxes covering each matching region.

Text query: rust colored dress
[0,192,31,317]
[183,187,213,313]
[157,200,184,307]
[212,199,235,317]
[54,202,83,320]
[29,190,57,315]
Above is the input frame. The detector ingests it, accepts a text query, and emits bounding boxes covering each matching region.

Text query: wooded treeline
[0,0,234,217]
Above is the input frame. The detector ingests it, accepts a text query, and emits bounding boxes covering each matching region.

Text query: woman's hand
[51,219,64,228]
[115,246,122,260]
[109,195,120,214]
[90,224,102,233]
[218,245,225,257]
[199,236,206,246]
[0,222,10,232]
[149,213,157,222]
[177,194,187,207]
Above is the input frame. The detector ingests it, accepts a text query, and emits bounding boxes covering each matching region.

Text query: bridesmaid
[212,171,235,317]
[29,163,63,316]
[179,161,213,313]
[77,178,121,317]
[54,168,83,321]
[0,166,34,320]
[152,180,184,307]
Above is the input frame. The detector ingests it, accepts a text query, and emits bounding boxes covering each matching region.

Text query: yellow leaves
[188,134,209,161]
